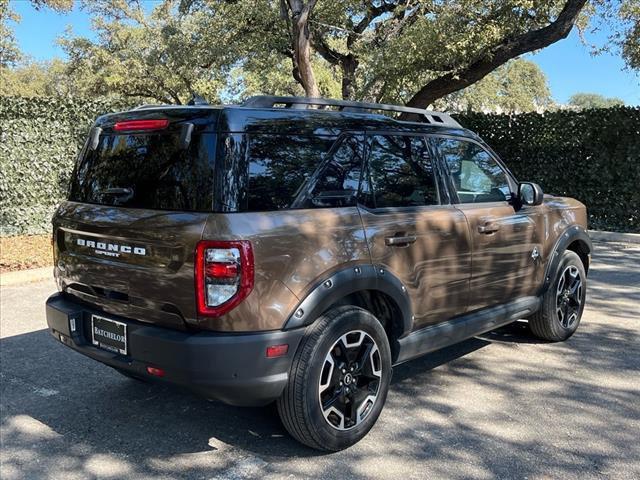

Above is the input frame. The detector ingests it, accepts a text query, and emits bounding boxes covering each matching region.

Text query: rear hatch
[54,107,219,330]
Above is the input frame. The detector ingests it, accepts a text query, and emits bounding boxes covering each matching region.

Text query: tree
[304,1,590,108]
[588,0,640,72]
[60,0,247,104]
[438,59,553,113]
[0,0,22,68]
[0,60,71,97]
[282,0,321,97]
[1,0,74,93]
[79,0,588,106]
[568,93,625,109]
[617,1,640,70]
[21,0,638,108]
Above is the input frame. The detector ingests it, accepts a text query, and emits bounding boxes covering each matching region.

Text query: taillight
[195,240,254,317]
[113,119,169,131]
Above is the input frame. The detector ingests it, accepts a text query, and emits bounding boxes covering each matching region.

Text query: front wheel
[277,306,392,451]
[529,250,587,341]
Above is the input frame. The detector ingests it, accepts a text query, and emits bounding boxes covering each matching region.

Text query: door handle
[385,235,417,246]
[478,222,500,234]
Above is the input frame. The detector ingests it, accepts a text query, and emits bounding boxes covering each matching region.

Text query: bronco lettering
[76,238,146,256]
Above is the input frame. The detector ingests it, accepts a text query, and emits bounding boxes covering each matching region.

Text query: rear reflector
[114,119,169,132]
[266,344,289,358]
[146,366,165,377]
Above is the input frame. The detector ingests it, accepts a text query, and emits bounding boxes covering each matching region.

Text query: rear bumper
[46,293,304,406]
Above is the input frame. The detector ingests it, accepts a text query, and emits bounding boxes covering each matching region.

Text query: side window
[245,134,335,211]
[437,138,511,203]
[292,135,364,209]
[364,134,439,209]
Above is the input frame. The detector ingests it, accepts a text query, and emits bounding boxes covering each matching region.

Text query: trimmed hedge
[1,97,638,235]
[0,97,131,235]
[457,107,640,233]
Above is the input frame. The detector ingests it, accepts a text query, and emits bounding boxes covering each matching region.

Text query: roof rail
[241,95,461,128]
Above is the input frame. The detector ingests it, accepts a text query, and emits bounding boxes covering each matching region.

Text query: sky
[10,1,640,106]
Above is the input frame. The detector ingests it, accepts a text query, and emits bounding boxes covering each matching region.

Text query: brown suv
[46,96,592,451]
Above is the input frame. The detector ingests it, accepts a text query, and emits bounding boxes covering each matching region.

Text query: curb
[588,230,640,245]
[0,267,53,287]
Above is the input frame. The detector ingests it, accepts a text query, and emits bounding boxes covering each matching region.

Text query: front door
[358,133,471,331]
[433,137,542,312]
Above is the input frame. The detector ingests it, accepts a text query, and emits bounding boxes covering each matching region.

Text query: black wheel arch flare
[539,225,592,295]
[283,264,413,338]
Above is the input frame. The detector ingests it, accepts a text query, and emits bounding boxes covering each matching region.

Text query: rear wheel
[530,250,586,341]
[277,306,392,451]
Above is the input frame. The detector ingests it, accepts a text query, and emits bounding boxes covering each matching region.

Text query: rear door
[433,136,541,311]
[54,110,218,330]
[358,133,471,331]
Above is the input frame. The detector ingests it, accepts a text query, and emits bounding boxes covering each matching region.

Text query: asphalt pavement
[1,240,639,479]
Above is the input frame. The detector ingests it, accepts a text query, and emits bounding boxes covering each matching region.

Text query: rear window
[69,126,216,211]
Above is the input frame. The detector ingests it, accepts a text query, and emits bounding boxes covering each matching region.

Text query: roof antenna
[187,94,208,106]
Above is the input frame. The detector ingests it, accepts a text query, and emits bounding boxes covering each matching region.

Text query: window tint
[292,135,363,209]
[365,134,439,208]
[246,134,335,211]
[437,138,511,203]
[69,130,215,211]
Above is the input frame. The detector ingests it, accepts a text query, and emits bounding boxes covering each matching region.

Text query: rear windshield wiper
[99,187,134,204]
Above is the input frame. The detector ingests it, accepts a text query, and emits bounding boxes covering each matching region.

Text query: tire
[277,306,392,451]
[529,250,587,341]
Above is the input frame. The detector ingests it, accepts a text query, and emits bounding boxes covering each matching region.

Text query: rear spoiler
[87,122,194,151]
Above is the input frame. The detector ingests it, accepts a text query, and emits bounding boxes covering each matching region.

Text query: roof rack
[241,95,461,128]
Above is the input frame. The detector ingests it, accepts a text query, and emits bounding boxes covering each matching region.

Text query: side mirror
[518,182,544,206]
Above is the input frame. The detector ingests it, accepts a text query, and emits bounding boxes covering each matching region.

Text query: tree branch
[314,36,346,64]
[348,0,406,49]
[405,0,588,109]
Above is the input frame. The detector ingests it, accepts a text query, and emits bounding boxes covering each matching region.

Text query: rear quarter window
[237,134,337,212]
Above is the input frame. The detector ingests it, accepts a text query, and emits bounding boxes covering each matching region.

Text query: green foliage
[569,93,626,109]
[619,1,640,70]
[1,98,637,235]
[0,0,22,67]
[436,59,553,113]
[0,59,81,98]
[0,96,131,235]
[457,107,640,232]
[60,0,292,104]
[592,0,640,71]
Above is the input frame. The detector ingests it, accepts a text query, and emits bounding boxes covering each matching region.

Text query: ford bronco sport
[46,96,592,451]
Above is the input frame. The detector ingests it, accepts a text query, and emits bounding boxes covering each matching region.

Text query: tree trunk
[340,55,358,100]
[288,0,320,98]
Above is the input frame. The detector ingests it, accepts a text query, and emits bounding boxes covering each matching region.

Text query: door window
[364,134,439,209]
[437,138,511,203]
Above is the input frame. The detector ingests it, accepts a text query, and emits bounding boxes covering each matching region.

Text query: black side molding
[283,264,413,337]
[395,296,540,365]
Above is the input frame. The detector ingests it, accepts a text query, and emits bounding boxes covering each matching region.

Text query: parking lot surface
[1,241,639,479]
